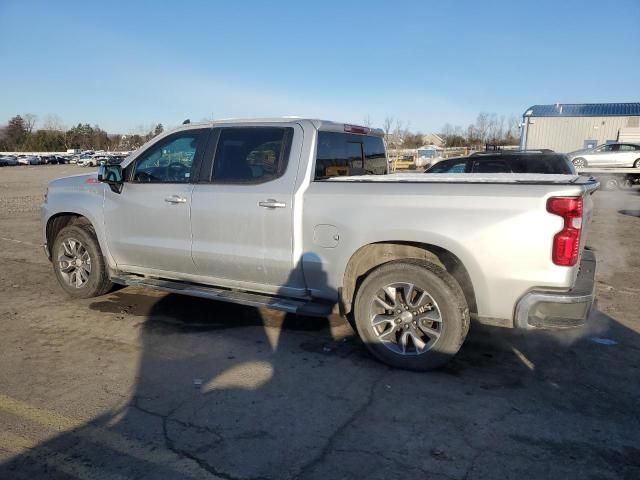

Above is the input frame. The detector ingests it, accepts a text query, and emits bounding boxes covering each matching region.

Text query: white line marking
[0,237,40,247]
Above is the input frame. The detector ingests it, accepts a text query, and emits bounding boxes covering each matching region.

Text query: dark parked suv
[425,150,576,175]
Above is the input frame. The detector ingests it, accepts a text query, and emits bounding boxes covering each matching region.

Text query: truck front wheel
[52,224,113,298]
[353,261,469,371]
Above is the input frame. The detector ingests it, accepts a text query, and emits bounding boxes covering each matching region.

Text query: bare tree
[383,116,394,140]
[506,114,520,143]
[363,114,372,127]
[390,119,407,149]
[486,113,502,143]
[42,114,65,132]
[474,112,491,144]
[23,113,38,134]
[441,123,467,147]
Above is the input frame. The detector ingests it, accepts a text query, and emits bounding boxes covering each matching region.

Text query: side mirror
[98,164,124,193]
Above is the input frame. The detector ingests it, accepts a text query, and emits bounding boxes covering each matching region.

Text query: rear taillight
[546,196,583,266]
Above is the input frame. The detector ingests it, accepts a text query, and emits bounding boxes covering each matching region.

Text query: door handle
[164,195,187,204]
[258,199,286,209]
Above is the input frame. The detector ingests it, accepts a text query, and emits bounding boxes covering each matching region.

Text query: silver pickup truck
[41,118,598,370]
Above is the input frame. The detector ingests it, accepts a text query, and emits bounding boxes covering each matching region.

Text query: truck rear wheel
[52,224,113,298]
[353,261,469,371]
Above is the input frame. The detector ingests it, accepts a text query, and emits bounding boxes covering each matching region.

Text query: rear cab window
[314,132,387,180]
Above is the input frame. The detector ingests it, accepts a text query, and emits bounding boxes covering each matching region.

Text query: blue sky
[1,0,638,133]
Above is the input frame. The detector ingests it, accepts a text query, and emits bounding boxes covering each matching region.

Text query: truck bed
[576,168,640,174]
[327,172,595,185]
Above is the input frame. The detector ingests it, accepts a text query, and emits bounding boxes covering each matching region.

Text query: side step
[111,274,334,317]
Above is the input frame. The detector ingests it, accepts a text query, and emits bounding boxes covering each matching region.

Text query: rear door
[190,124,306,296]
[618,144,640,166]
[104,128,209,274]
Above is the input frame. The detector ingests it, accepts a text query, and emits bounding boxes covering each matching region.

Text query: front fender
[41,182,116,270]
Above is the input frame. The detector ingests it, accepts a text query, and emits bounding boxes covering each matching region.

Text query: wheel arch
[46,213,93,253]
[341,241,477,317]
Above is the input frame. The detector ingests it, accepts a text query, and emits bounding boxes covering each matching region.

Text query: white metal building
[520,103,640,153]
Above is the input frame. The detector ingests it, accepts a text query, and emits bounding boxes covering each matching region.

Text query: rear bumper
[514,250,596,329]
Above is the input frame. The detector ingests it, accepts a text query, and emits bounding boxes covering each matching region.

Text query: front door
[104,128,209,274]
[190,124,306,296]
[588,144,615,166]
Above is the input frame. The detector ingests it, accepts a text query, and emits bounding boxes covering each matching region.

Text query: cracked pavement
[0,166,639,479]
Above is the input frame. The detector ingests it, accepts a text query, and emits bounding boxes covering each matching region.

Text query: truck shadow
[1,265,640,478]
[618,209,640,217]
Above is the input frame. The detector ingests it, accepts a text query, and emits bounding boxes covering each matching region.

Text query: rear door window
[507,155,573,174]
[211,127,292,183]
[619,144,638,151]
[315,132,387,179]
[471,159,510,173]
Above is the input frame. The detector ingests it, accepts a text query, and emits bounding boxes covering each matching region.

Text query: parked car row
[0,152,129,167]
[76,155,126,167]
[0,155,70,166]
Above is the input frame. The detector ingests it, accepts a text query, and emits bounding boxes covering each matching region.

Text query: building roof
[524,103,640,118]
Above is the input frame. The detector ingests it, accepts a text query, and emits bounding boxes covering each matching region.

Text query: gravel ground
[0,165,639,479]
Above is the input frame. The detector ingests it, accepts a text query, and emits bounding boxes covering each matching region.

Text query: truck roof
[168,118,385,136]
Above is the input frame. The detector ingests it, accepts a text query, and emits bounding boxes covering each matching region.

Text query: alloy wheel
[57,238,92,288]
[369,282,443,355]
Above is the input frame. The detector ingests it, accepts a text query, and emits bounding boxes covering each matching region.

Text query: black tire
[52,224,113,298]
[354,261,469,371]
[634,159,640,169]
[601,177,619,191]
[621,178,633,190]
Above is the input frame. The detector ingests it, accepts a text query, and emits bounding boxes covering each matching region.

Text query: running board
[110,274,334,317]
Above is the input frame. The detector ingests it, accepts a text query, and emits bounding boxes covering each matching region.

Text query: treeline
[377,112,520,149]
[440,113,520,148]
[0,114,164,152]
